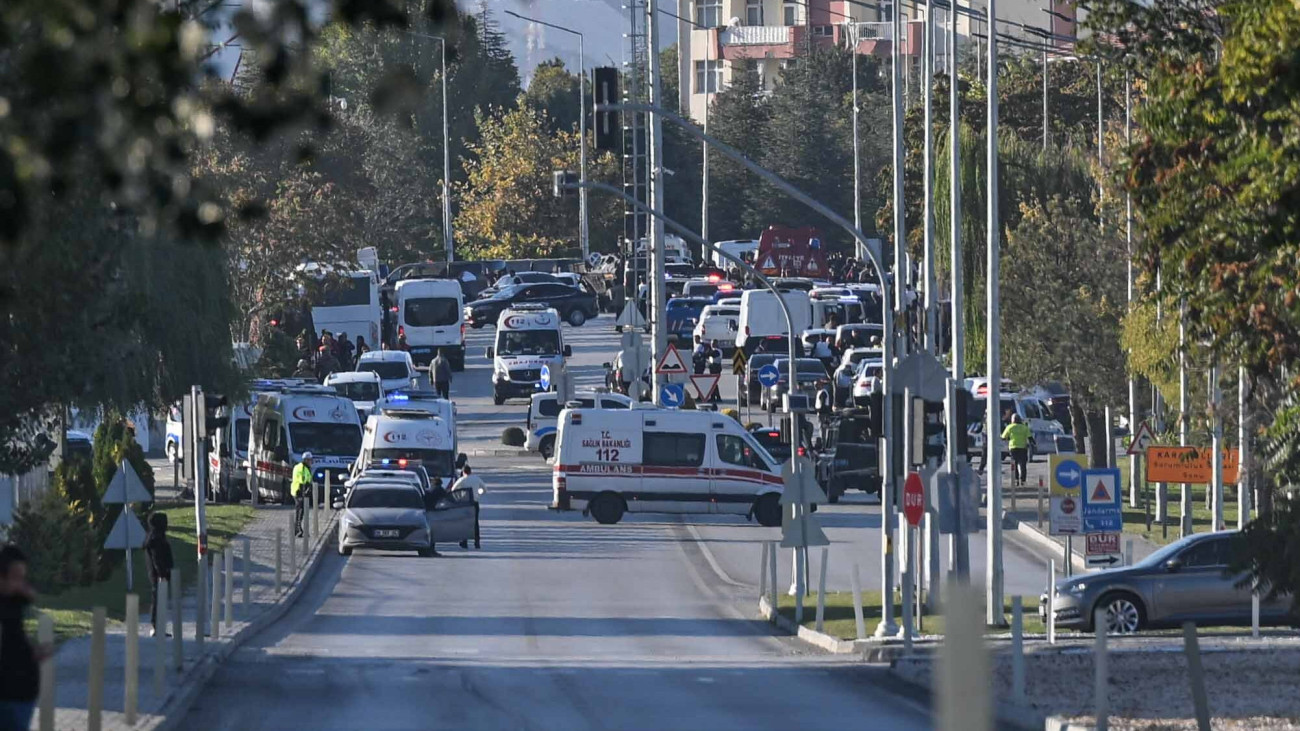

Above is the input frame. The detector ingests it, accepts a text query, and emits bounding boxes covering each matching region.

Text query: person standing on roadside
[451,465,485,550]
[144,513,174,637]
[1001,414,1032,487]
[0,545,48,731]
[292,452,314,538]
[431,348,452,400]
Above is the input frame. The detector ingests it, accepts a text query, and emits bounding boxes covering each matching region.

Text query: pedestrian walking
[292,358,315,380]
[144,513,174,636]
[0,545,47,731]
[431,349,452,400]
[292,452,314,538]
[1002,415,1032,487]
[355,336,371,357]
[451,466,485,550]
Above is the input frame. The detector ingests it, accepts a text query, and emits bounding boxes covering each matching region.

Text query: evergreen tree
[658,46,702,252]
[705,60,770,243]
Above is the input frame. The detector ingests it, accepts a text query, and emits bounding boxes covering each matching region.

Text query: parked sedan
[464,282,598,328]
[1041,531,1291,634]
[337,483,435,556]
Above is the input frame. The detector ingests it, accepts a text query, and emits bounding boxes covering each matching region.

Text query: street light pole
[504,11,588,259]
[985,0,1005,626]
[438,37,452,262]
[647,0,668,407]
[851,22,862,254]
[923,0,936,355]
[947,0,967,584]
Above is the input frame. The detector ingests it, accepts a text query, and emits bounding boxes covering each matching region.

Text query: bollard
[1182,622,1212,731]
[171,568,183,671]
[901,569,913,653]
[1010,596,1025,703]
[1037,478,1045,529]
[758,542,769,602]
[209,556,220,638]
[1094,609,1109,731]
[850,563,867,641]
[310,484,319,539]
[1252,591,1261,638]
[155,577,167,696]
[242,536,252,616]
[815,547,828,633]
[125,594,139,725]
[38,614,54,731]
[1124,538,1133,567]
[88,607,106,731]
[1047,560,1056,645]
[325,472,332,516]
[302,503,310,557]
[767,541,778,622]
[290,518,298,574]
[196,556,206,649]
[276,528,284,593]
[224,545,234,628]
[936,582,991,731]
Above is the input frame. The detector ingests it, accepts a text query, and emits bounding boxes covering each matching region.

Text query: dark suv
[465,282,599,328]
[814,408,881,503]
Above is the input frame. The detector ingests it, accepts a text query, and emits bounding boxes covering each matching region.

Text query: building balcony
[705,21,921,62]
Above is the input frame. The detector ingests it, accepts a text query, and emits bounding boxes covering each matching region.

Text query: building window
[881,1,894,22]
[811,24,834,36]
[696,0,722,28]
[783,1,798,26]
[745,0,764,25]
[695,60,723,94]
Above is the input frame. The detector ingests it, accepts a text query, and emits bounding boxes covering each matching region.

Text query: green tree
[705,60,771,244]
[523,59,582,134]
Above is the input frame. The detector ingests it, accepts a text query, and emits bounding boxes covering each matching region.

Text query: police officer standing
[292,452,314,538]
[451,466,485,550]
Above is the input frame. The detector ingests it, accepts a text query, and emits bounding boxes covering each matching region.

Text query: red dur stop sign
[903,472,925,526]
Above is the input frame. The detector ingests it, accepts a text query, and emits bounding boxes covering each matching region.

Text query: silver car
[337,483,434,556]
[1041,531,1292,633]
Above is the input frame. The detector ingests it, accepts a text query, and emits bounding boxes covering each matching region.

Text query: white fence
[0,468,52,528]
[720,26,792,45]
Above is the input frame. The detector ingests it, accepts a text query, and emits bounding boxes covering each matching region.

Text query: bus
[299,266,382,348]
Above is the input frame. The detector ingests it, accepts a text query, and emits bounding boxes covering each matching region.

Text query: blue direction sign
[1054,459,1082,490]
[757,364,781,388]
[1080,467,1122,533]
[660,383,685,408]
[540,364,552,390]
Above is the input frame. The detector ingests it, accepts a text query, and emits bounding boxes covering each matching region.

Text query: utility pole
[439,38,453,262]
[891,0,906,318]
[1179,302,1191,537]
[647,0,667,405]
[1238,366,1251,529]
[1125,71,1137,508]
[852,22,862,256]
[1210,361,1223,531]
[985,0,1005,626]
[1041,49,1048,150]
[922,0,937,355]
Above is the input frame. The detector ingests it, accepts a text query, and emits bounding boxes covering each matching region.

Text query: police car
[485,304,572,405]
[552,409,784,527]
[525,390,632,460]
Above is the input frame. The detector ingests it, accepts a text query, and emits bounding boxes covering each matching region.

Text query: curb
[142,514,339,731]
[1014,519,1087,574]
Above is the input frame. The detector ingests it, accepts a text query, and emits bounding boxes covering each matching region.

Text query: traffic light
[552,170,578,198]
[921,399,947,463]
[593,67,620,151]
[203,394,229,435]
[954,387,971,456]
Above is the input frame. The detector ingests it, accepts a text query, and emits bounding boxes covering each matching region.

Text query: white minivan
[552,409,785,526]
[395,278,465,370]
[736,289,811,355]
[356,350,420,394]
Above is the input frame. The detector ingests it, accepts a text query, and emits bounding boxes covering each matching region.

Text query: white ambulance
[485,304,572,405]
[551,409,785,526]
[247,384,363,504]
[356,401,461,488]
[207,379,313,503]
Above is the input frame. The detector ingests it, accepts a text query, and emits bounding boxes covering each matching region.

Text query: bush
[501,427,526,447]
[10,481,100,593]
[92,413,155,505]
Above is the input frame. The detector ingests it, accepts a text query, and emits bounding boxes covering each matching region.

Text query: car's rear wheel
[567,308,587,327]
[589,493,625,525]
[753,493,782,527]
[418,547,435,557]
[539,435,556,461]
[1094,592,1145,634]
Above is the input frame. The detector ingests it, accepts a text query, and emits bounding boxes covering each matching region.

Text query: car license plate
[411,347,431,354]
[374,529,399,538]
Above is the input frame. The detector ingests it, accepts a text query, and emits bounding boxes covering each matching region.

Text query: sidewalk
[34,503,337,731]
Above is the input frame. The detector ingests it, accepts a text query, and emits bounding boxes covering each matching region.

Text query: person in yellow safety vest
[1001,415,1032,487]
[292,452,314,538]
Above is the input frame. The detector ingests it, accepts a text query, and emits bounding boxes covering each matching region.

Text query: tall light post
[985,0,1005,626]
[400,31,454,263]
[656,5,713,261]
[505,11,588,259]
[922,0,936,355]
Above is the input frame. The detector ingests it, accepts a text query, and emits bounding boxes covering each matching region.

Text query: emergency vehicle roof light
[388,393,410,402]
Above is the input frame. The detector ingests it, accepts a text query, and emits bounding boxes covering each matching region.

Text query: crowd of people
[293,330,378,382]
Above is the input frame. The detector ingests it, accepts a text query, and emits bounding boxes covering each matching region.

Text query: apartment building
[674,0,1081,122]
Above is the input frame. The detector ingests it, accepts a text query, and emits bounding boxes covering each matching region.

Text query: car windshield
[288,423,361,456]
[846,350,880,366]
[234,419,251,455]
[332,381,381,401]
[404,297,459,327]
[774,359,827,379]
[347,488,424,510]
[838,327,882,347]
[371,447,454,477]
[358,361,410,380]
[499,329,561,356]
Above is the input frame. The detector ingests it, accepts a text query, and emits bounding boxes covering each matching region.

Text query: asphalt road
[179,316,933,731]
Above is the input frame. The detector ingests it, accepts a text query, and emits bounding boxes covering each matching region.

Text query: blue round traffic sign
[1055,459,1082,489]
[758,364,780,388]
[540,364,552,390]
[660,383,685,408]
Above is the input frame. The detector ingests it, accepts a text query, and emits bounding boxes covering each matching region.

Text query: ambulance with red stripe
[247,384,363,504]
[551,409,785,527]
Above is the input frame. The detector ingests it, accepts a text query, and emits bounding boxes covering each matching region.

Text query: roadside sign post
[539,364,552,392]
[102,460,152,591]
[1085,532,1122,569]
[659,383,685,409]
[1081,468,1123,572]
[780,456,829,625]
[1049,454,1084,575]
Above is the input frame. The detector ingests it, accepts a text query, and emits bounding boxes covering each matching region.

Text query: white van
[324,371,383,421]
[692,304,740,354]
[736,289,811,355]
[552,409,785,526]
[525,391,633,459]
[247,385,363,504]
[356,350,420,394]
[711,239,758,268]
[207,378,313,503]
[394,278,465,370]
[969,388,1067,458]
[485,304,572,405]
[356,406,462,487]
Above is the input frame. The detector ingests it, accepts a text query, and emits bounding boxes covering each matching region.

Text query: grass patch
[1118,464,1240,547]
[30,503,255,642]
[775,591,1045,640]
